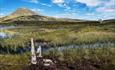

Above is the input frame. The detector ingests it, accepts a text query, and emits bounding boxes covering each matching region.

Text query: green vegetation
[0,53,29,70]
[0,21,115,70]
[0,47,115,70]
[0,21,115,48]
[44,47,115,70]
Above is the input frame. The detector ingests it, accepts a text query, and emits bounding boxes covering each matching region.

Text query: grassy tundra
[0,21,115,70]
[0,21,115,48]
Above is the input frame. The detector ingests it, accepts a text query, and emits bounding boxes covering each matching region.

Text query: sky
[0,0,115,20]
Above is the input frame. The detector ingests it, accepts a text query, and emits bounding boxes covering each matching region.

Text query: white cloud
[76,0,115,7]
[105,0,115,7]
[76,0,100,7]
[53,12,77,18]
[52,0,72,11]
[31,8,44,14]
[96,7,115,13]
[23,0,38,3]
[57,3,71,10]
[0,13,5,18]
[51,0,115,20]
[96,0,115,13]
[52,0,64,4]
[96,1,115,20]
[31,8,41,12]
[98,11,115,20]
[85,13,95,16]
[63,3,71,10]
[30,0,38,3]
[40,3,52,7]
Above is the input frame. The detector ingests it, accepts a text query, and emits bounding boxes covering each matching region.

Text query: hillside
[103,19,115,23]
[0,8,83,22]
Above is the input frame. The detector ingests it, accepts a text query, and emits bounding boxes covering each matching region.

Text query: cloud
[76,0,115,8]
[85,13,95,16]
[30,0,38,3]
[63,3,71,10]
[40,3,52,7]
[52,0,72,11]
[96,7,115,19]
[31,8,41,12]
[105,0,115,7]
[0,13,5,18]
[52,12,77,19]
[76,0,100,7]
[98,11,115,20]
[23,0,38,3]
[96,7,115,13]
[52,0,65,8]
[52,0,115,19]
[79,0,115,19]
[96,0,115,13]
[31,8,44,14]
[23,0,52,7]
[52,0,64,4]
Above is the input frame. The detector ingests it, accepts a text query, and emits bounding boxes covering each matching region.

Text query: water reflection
[0,42,115,54]
[46,42,115,52]
[0,32,13,39]
[0,25,16,39]
[0,25,15,30]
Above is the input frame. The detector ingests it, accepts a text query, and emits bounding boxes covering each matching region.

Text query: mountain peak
[11,8,37,17]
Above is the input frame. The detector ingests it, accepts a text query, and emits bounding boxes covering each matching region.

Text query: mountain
[103,19,115,23]
[9,8,37,17]
[0,8,55,22]
[0,8,115,23]
[0,8,83,22]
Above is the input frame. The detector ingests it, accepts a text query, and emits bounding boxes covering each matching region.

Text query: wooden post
[37,45,42,57]
[31,38,37,64]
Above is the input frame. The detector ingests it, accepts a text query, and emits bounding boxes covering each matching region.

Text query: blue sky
[0,0,115,20]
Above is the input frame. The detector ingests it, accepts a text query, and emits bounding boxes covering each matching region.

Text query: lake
[0,25,16,39]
